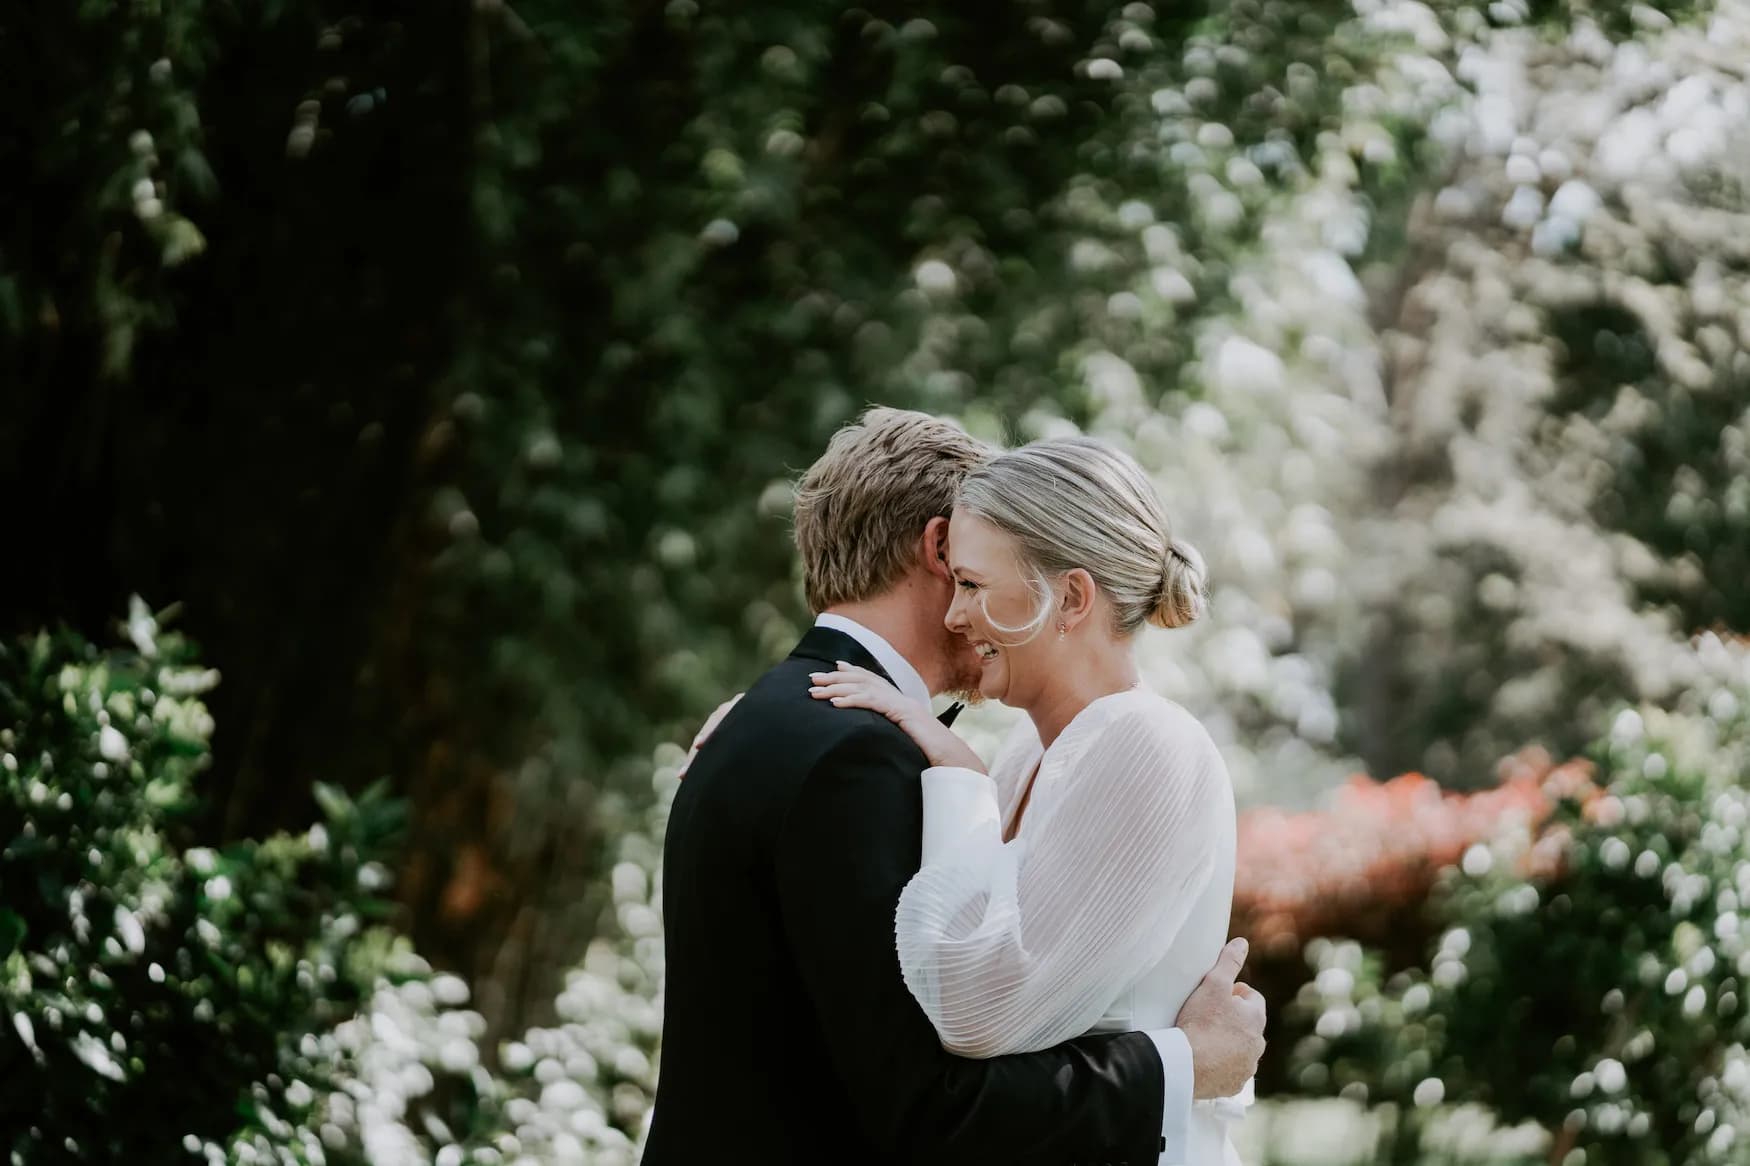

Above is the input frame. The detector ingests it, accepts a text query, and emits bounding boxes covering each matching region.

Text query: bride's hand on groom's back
[678,693,744,778]
[808,663,986,773]
[1177,937,1267,1100]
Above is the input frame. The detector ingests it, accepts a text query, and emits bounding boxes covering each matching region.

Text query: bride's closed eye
[957,579,980,592]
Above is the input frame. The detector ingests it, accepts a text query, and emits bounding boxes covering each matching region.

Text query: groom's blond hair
[794,407,994,613]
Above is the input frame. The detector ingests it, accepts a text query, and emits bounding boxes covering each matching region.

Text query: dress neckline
[1036,684,1149,748]
[1002,686,1155,840]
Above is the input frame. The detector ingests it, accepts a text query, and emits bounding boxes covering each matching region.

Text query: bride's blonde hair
[954,436,1207,642]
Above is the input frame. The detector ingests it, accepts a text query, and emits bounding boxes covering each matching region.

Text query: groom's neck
[821,587,942,695]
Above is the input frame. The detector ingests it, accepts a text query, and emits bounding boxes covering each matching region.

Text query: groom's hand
[1176,937,1266,1099]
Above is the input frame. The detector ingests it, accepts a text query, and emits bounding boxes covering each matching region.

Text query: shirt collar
[813,613,933,706]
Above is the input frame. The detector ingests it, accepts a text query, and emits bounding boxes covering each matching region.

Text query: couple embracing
[647,408,1265,1165]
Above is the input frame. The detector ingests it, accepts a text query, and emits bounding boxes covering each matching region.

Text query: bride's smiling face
[944,510,1057,706]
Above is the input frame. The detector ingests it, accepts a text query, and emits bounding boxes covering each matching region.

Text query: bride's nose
[944,591,970,633]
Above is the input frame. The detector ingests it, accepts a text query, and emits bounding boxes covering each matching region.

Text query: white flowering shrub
[1291,684,1750,1163]
[0,600,405,1162]
[935,0,1483,803]
[1343,0,1750,783]
[941,0,1665,803]
[1004,0,1750,806]
[217,757,677,1165]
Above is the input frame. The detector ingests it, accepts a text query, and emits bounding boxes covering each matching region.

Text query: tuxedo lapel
[788,626,895,686]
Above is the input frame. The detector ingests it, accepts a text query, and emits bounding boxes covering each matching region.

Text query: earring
[1057,622,1067,640]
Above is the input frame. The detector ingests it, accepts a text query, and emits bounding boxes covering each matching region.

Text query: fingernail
[1232,938,1249,958]
[836,661,849,668]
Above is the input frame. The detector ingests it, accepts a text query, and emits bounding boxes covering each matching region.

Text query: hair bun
[1149,537,1208,630]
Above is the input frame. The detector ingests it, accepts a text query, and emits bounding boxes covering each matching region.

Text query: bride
[807,436,1251,1164]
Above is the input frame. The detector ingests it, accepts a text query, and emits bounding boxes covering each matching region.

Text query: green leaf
[311,782,351,824]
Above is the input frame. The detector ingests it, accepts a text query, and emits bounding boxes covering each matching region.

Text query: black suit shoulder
[719,652,925,775]
[669,651,925,850]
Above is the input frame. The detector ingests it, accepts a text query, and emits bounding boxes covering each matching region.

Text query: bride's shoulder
[1098,688,1207,733]
[1091,690,1225,770]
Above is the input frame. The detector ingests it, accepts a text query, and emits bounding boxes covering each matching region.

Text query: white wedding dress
[895,688,1249,1165]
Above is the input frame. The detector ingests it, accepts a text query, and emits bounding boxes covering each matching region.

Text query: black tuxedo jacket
[644,625,1167,1165]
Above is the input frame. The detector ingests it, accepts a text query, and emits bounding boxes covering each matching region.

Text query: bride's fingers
[809,666,877,685]
[808,674,884,695]
[809,664,895,698]
[808,685,900,717]
[809,682,876,702]
[828,662,887,685]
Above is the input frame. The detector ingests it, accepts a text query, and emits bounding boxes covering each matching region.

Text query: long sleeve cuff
[918,766,1002,865]
[1145,1027,1194,1165]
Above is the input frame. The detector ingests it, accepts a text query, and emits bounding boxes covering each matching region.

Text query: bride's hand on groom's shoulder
[808,663,986,773]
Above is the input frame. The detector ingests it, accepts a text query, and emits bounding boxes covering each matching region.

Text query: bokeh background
[4,0,1750,1161]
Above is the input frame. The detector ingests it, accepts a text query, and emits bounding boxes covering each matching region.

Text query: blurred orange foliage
[1232,749,1599,960]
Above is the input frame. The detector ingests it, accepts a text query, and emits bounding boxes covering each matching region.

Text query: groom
[645,408,1265,1165]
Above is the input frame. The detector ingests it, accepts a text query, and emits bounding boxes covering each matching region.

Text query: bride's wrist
[929,737,984,773]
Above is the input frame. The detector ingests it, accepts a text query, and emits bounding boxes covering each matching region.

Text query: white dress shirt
[813,615,1200,1163]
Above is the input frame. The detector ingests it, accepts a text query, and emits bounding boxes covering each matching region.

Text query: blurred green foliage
[1547,301,1750,635]
[434,0,1392,1023]
[0,0,1382,1032]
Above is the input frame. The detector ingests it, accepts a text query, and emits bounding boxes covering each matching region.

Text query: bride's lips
[970,640,999,662]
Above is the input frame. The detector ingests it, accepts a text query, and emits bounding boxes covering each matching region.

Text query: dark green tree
[0,0,1381,1036]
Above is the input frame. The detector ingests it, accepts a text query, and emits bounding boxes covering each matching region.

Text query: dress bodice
[962,693,1251,1165]
[903,689,1260,1162]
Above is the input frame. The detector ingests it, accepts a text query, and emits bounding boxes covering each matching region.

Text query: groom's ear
[920,516,953,582]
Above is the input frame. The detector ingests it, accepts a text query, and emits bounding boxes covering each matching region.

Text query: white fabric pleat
[895,690,1229,1058]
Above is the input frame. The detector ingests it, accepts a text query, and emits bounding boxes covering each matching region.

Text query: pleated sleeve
[895,694,1228,1058]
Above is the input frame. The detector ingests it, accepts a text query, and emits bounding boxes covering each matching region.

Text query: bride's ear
[920,516,953,582]
[1058,567,1098,630]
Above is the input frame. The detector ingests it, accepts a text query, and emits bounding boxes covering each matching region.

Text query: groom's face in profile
[931,524,990,704]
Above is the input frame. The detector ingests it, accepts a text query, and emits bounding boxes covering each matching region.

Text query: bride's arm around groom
[785,714,1264,1160]
[779,713,1166,1159]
